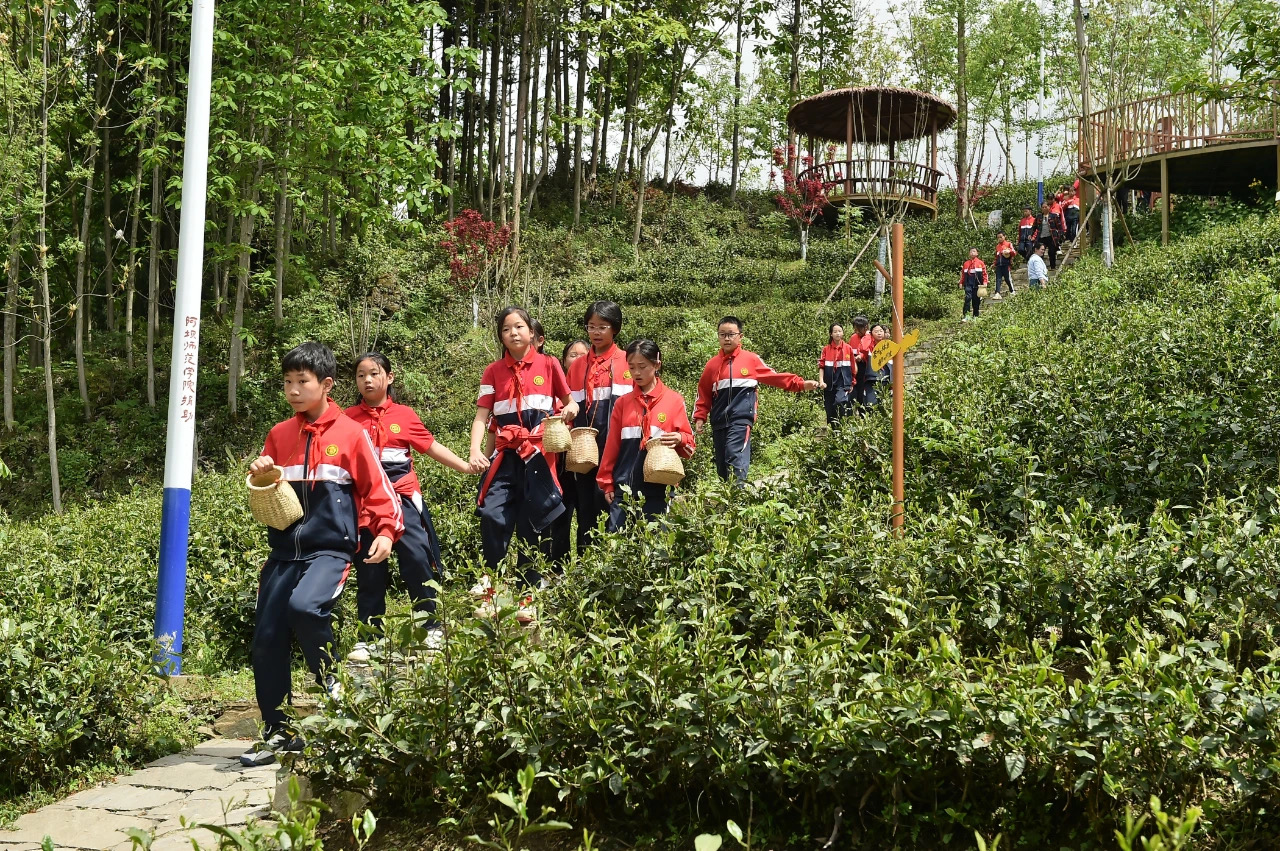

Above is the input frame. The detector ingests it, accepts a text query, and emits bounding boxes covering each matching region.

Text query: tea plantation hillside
[5,201,1280,850]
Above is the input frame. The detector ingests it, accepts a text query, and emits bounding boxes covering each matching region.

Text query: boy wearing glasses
[693,316,818,482]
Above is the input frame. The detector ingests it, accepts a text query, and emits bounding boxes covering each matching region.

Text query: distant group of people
[960,183,1081,321]
[817,317,892,423]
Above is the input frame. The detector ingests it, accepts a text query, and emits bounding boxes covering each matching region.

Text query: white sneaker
[423,627,446,653]
[346,641,371,664]
[469,575,494,599]
[991,293,1003,301]
[961,316,971,322]
[324,675,343,701]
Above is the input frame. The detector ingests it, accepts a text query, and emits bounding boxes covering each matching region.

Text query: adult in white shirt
[1027,243,1050,290]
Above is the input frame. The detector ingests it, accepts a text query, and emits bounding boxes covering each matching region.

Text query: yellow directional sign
[871,329,921,372]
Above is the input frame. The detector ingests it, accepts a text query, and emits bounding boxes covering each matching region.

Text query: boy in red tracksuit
[961,248,987,321]
[242,342,404,767]
[1016,206,1037,260]
[597,339,695,530]
[849,315,876,410]
[1064,189,1081,242]
[992,232,1017,299]
[694,315,818,482]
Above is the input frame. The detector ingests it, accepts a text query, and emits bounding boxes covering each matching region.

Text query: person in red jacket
[849,315,877,410]
[694,315,818,482]
[597,339,695,530]
[344,352,477,664]
[816,323,855,424]
[564,300,633,552]
[242,341,404,767]
[1064,188,1081,242]
[991,232,1017,300]
[1016,206,1037,260]
[961,248,988,321]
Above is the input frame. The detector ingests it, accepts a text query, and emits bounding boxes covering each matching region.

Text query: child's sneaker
[347,641,373,664]
[324,675,343,701]
[424,627,446,653]
[474,600,499,619]
[240,726,304,767]
[991,293,1002,301]
[516,596,537,626]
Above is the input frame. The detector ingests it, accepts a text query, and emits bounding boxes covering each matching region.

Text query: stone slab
[212,707,260,739]
[190,739,251,759]
[0,807,154,849]
[119,762,243,793]
[143,754,228,770]
[60,784,186,814]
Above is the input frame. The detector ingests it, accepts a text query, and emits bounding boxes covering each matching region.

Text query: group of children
[817,317,892,424]
[239,302,822,766]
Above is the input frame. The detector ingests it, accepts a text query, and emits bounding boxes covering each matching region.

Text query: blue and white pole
[1036,41,1045,209]
[155,0,217,674]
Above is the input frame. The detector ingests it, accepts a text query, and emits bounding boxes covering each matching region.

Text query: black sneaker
[239,727,305,767]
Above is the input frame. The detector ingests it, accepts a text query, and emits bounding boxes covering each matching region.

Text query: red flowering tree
[770,145,835,260]
[441,209,512,327]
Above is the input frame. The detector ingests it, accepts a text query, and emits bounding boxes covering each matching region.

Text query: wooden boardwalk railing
[797,159,944,209]
[1079,90,1280,173]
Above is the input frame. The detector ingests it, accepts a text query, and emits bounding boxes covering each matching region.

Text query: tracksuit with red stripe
[255,400,404,728]
[566,344,633,549]
[476,350,571,585]
[345,399,444,631]
[818,342,855,423]
[694,346,805,482]
[961,258,988,318]
[851,333,878,407]
[597,379,695,530]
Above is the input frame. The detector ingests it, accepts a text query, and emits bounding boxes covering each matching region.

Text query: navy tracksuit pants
[253,554,351,728]
[570,469,607,552]
[354,494,442,631]
[712,421,752,482]
[478,450,564,587]
[606,479,670,532]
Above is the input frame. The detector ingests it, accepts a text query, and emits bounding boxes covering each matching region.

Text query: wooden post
[1160,156,1169,246]
[891,221,905,535]
[929,115,938,220]
[845,100,853,201]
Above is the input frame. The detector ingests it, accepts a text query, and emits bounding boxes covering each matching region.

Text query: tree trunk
[632,132,658,262]
[3,204,19,430]
[73,119,101,420]
[274,166,288,322]
[611,59,637,206]
[954,0,969,219]
[146,154,161,408]
[786,0,802,172]
[730,5,743,202]
[524,35,555,218]
[572,6,588,228]
[592,33,613,184]
[509,0,535,268]
[38,3,61,512]
[103,120,116,334]
[228,156,265,415]
[124,154,144,369]
[216,206,234,313]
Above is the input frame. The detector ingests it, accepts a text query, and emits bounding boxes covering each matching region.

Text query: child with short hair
[469,307,578,599]
[549,340,590,563]
[564,301,633,550]
[1016,206,1037,260]
[344,352,477,664]
[866,324,891,407]
[850,315,876,408]
[597,339,695,530]
[960,248,987,321]
[242,341,404,767]
[693,316,818,482]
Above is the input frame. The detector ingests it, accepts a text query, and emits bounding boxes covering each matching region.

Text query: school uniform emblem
[623,370,632,379]
[389,423,401,434]
[657,412,667,423]
[740,367,749,376]
[325,444,339,457]
[533,375,545,386]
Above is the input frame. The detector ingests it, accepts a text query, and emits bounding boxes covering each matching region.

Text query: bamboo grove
[0,0,1244,511]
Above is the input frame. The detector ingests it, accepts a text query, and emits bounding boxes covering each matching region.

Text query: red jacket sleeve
[671,398,696,459]
[402,408,435,454]
[693,357,717,422]
[547,354,571,400]
[749,352,805,392]
[596,403,625,496]
[981,262,989,285]
[352,430,404,542]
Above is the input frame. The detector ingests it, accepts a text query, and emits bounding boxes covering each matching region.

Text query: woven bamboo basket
[247,465,303,530]
[542,416,571,453]
[565,427,599,473]
[643,437,685,486]
[977,285,989,299]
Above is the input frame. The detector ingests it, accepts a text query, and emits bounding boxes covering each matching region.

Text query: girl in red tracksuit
[961,249,988,320]
[469,306,578,591]
[344,352,476,661]
[849,315,876,409]
[694,315,818,482]
[597,339,695,530]
[817,323,855,425]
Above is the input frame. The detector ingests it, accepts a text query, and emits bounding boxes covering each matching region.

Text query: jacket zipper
[294,431,312,561]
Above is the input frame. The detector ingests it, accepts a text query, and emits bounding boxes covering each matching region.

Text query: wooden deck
[797,159,943,218]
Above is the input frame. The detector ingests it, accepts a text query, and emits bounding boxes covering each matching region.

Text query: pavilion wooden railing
[796,159,944,209]
[1078,88,1280,173]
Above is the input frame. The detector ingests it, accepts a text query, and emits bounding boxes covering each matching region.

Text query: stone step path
[0,736,274,851]
[903,242,1083,389]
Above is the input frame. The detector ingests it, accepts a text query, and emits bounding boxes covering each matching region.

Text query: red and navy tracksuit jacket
[694,347,805,430]
[566,343,634,449]
[1017,215,1037,254]
[961,258,988,291]
[597,379,695,523]
[993,239,1016,269]
[476,350,571,538]
[345,399,435,513]
[261,400,404,562]
[818,342,854,400]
